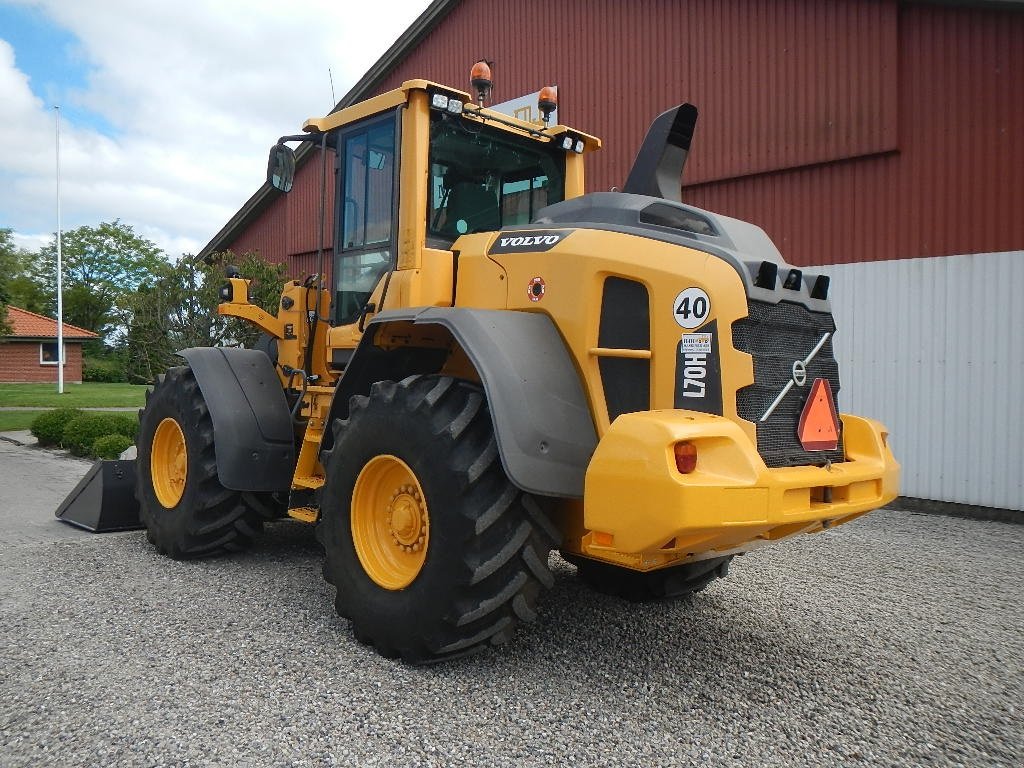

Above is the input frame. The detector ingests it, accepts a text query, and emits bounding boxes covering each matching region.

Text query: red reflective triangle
[797,378,840,451]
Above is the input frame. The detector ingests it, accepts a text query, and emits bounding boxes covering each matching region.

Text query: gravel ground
[1,482,1021,766]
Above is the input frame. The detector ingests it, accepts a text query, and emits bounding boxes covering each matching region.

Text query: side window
[336,117,396,325]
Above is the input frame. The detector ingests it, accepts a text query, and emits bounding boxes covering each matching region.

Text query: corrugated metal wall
[228,151,336,280]
[818,251,1024,510]
[686,2,1024,265]
[376,0,900,184]
[230,195,286,264]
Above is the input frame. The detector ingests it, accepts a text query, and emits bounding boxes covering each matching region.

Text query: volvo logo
[792,360,807,387]
[759,332,832,422]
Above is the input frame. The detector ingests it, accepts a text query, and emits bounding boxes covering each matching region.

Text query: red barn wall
[225,0,1023,268]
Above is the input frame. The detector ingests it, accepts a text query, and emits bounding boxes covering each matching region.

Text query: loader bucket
[55,459,143,532]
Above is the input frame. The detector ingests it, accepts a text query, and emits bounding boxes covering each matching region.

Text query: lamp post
[55,105,63,395]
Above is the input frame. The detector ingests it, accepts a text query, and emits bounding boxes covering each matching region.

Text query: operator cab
[266,73,597,331]
[332,109,569,325]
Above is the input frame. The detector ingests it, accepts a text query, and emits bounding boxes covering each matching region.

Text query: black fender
[177,347,295,493]
[325,308,598,498]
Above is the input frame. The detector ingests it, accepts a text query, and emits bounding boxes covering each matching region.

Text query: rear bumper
[581,411,899,569]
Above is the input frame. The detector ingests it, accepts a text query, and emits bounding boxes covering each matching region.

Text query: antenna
[328,67,336,106]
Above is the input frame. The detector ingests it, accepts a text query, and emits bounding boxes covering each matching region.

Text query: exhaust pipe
[622,103,698,202]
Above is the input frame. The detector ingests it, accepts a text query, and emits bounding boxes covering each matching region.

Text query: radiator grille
[733,301,846,467]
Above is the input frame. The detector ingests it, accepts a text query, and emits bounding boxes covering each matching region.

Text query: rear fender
[324,308,598,498]
[178,347,296,492]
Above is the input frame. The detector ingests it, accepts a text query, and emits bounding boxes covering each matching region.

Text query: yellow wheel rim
[151,417,188,509]
[351,454,429,590]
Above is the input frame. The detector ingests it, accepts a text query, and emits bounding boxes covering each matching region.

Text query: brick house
[0,306,98,383]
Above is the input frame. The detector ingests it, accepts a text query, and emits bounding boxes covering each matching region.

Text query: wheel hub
[388,486,427,552]
[351,455,430,590]
[151,417,187,509]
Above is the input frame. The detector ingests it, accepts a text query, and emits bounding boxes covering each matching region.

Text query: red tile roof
[3,306,98,340]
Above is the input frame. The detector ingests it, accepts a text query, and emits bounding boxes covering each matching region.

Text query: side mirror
[267,144,296,192]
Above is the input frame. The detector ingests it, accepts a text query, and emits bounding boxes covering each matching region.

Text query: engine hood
[529,192,833,312]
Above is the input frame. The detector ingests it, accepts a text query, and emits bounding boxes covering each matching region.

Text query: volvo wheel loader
[135,69,899,663]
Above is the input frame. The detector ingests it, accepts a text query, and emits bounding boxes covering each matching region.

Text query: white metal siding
[817,251,1024,510]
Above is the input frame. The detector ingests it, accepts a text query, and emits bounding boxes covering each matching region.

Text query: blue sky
[0,0,432,256]
[0,3,114,136]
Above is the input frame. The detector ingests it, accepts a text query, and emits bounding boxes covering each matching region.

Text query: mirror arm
[276,132,322,146]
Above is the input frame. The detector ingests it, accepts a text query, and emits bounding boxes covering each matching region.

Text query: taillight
[674,441,697,474]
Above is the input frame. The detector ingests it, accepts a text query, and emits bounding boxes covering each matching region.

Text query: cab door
[333,112,399,326]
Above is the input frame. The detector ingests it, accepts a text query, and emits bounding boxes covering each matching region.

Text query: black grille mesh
[599,278,651,421]
[732,301,845,468]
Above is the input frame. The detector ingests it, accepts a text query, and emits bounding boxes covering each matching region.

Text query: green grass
[0,410,46,431]
[0,383,149,408]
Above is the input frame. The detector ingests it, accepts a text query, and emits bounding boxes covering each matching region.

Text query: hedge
[30,408,85,446]
[92,434,135,460]
[83,356,126,383]
[61,413,138,456]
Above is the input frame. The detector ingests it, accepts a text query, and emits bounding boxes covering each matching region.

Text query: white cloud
[0,0,433,257]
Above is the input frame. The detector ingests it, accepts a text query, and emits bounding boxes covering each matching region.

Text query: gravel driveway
[0,441,1020,767]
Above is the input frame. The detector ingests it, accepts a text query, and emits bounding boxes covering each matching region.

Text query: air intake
[622,104,699,202]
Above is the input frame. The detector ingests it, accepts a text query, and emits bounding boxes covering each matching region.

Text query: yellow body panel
[464,228,754,440]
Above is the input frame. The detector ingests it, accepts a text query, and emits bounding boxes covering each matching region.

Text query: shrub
[62,413,139,456]
[31,408,84,446]
[109,413,139,439]
[92,434,134,460]
[83,356,126,383]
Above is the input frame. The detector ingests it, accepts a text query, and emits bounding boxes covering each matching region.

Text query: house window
[40,342,67,366]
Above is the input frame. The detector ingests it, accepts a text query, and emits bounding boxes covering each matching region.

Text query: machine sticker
[674,320,723,414]
[488,229,574,254]
[527,276,546,302]
[672,287,711,329]
[679,332,713,356]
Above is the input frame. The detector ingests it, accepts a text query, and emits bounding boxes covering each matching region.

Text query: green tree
[0,228,16,335]
[122,250,289,383]
[0,228,43,335]
[29,220,166,341]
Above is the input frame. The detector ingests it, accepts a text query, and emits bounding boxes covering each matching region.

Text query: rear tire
[136,366,279,559]
[566,554,732,602]
[317,375,559,663]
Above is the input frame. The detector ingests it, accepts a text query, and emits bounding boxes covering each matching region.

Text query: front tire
[136,366,279,559]
[317,375,559,663]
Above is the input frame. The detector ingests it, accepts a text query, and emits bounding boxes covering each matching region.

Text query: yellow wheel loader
[132,72,899,662]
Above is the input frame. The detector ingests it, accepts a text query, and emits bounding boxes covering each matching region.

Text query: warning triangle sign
[797,378,840,451]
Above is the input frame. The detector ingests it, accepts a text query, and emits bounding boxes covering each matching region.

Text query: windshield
[427,114,566,243]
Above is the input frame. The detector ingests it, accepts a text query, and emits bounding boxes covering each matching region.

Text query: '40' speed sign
[673,287,711,329]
